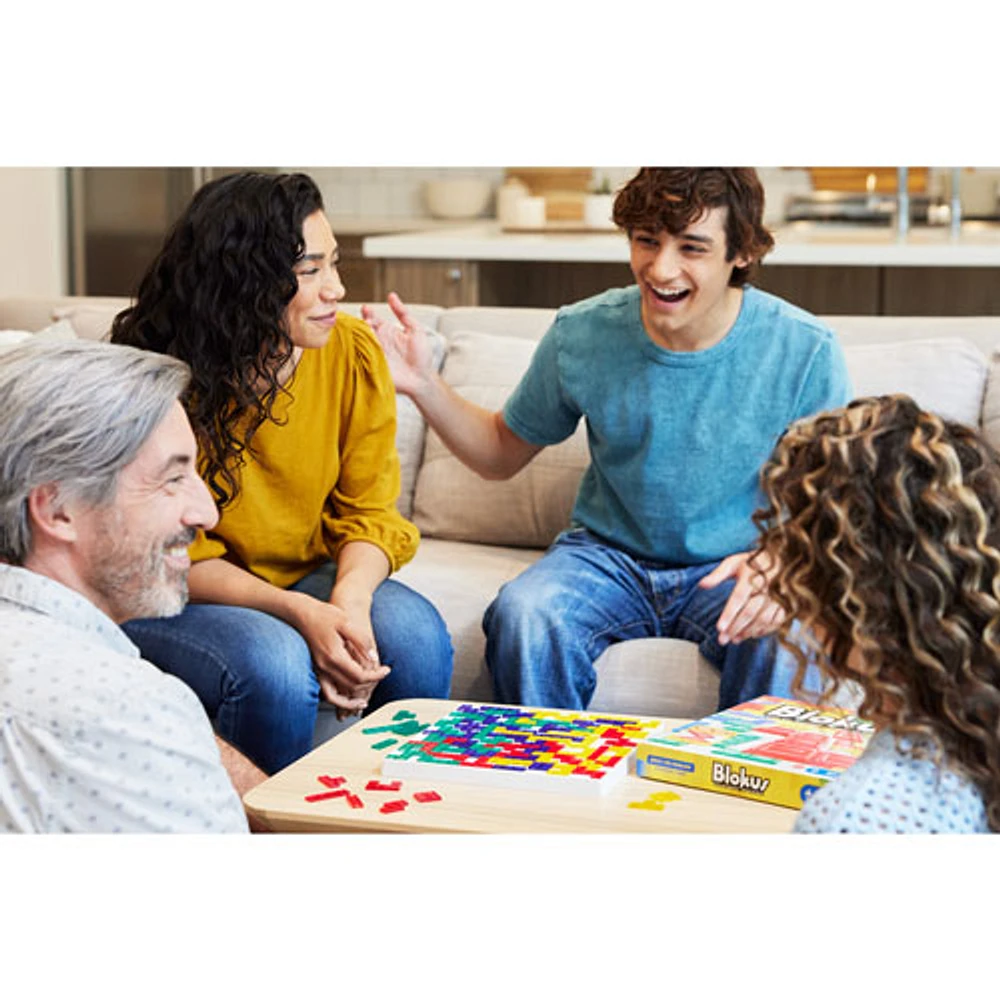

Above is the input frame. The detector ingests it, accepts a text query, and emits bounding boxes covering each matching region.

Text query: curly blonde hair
[754,394,1000,831]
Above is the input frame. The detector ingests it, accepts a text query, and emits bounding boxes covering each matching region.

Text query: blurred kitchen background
[4,166,1000,313]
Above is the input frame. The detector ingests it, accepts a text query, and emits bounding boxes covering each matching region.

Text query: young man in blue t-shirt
[365,168,852,711]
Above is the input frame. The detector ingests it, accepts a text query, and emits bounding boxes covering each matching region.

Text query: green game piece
[392,710,417,721]
[390,719,426,737]
[371,738,397,750]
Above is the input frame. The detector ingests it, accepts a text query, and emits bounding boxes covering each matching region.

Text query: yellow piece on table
[650,791,681,803]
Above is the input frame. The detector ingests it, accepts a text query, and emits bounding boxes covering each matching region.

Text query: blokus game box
[635,695,875,810]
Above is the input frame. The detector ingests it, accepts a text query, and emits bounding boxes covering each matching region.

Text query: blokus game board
[635,695,875,809]
[381,702,665,795]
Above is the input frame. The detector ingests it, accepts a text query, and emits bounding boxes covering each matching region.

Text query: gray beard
[90,512,193,622]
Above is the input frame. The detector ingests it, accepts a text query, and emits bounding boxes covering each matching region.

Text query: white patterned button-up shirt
[0,564,248,833]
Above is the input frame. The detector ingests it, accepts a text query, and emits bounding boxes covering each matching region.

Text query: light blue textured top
[795,729,991,833]
[503,285,852,565]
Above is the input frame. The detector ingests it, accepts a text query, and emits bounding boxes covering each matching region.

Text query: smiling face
[284,210,345,351]
[75,401,218,623]
[629,205,750,352]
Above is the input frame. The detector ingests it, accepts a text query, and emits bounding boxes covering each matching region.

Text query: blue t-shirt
[502,284,852,565]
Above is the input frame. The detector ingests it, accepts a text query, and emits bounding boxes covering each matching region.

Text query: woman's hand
[362,292,437,399]
[288,592,390,717]
[699,550,786,645]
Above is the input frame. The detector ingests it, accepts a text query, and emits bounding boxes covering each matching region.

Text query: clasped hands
[290,592,389,719]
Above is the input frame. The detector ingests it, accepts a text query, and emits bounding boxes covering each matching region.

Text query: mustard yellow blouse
[189,312,419,588]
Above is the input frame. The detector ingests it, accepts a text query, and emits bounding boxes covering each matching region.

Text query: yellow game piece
[628,800,665,811]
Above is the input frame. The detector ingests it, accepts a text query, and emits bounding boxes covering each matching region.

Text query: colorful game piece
[317,775,347,789]
[363,720,425,736]
[379,799,408,814]
[627,799,664,811]
[370,738,397,751]
[304,790,349,803]
[344,793,364,809]
[392,710,417,721]
[382,703,664,795]
[412,790,442,803]
[365,779,402,792]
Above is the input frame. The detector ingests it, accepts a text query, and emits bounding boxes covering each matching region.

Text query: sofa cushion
[0,318,77,352]
[978,350,1000,454]
[51,298,130,341]
[411,331,589,548]
[394,330,447,519]
[843,337,987,428]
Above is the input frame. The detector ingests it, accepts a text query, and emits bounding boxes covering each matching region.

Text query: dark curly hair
[754,394,1000,831]
[612,168,774,287]
[110,170,324,508]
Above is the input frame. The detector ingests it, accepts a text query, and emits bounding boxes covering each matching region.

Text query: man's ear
[26,483,78,543]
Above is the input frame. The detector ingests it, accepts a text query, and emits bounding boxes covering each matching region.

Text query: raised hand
[362,292,436,399]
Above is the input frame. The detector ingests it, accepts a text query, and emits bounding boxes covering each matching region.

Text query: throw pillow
[0,319,77,353]
[394,329,447,520]
[979,348,1000,454]
[843,337,987,428]
[411,330,589,548]
[51,300,127,341]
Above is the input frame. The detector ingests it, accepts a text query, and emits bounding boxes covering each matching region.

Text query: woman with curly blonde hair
[754,394,1000,833]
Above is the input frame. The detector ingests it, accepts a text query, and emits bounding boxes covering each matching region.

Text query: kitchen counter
[328,215,477,236]
[363,220,1000,267]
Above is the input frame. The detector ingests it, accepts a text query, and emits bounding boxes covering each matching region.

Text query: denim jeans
[123,562,453,774]
[483,528,811,712]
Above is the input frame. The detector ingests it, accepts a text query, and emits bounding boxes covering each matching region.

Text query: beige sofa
[5,293,1000,740]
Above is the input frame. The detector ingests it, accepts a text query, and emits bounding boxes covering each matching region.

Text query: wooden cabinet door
[375,259,480,307]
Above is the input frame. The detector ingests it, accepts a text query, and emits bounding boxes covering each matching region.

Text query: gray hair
[0,339,191,564]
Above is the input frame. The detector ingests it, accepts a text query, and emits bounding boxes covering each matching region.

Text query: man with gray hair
[0,339,262,832]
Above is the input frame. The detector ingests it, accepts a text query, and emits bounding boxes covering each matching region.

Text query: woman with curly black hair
[111,171,452,774]
[755,394,1000,833]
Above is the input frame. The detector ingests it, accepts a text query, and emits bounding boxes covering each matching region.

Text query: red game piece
[318,775,347,789]
[304,790,348,803]
[345,793,364,809]
[379,800,408,814]
[365,779,402,792]
[412,791,442,803]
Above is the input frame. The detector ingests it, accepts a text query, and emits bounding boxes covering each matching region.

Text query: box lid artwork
[635,695,875,810]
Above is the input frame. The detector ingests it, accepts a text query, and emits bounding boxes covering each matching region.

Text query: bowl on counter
[422,178,493,219]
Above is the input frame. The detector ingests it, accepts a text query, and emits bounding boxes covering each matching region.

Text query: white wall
[0,168,67,297]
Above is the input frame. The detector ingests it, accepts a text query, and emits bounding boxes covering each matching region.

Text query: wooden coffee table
[243,698,797,833]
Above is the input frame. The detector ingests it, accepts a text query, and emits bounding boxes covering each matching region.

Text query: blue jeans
[483,528,809,711]
[122,563,453,774]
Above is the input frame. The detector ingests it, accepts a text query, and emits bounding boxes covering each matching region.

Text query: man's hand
[699,550,785,645]
[288,593,390,716]
[362,292,436,399]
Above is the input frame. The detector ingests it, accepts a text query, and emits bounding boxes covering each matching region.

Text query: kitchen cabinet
[756,264,1000,316]
[882,268,1000,315]
[754,265,881,315]
[336,234,379,303]
[374,258,480,307]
